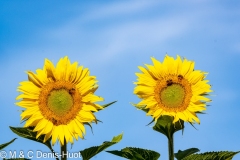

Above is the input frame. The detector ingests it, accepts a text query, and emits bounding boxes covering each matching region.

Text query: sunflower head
[134,55,212,124]
[16,56,104,146]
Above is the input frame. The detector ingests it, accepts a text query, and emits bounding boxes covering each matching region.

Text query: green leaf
[9,127,58,160]
[10,127,51,149]
[80,133,123,160]
[111,133,123,142]
[153,115,184,139]
[175,148,200,160]
[182,151,240,160]
[106,147,160,160]
[0,138,17,150]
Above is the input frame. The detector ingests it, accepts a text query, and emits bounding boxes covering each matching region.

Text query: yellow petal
[51,126,58,146]
[78,110,95,122]
[63,125,74,144]
[58,125,65,146]
[34,118,48,132]
[82,93,104,103]
[74,118,86,135]
[44,130,52,143]
[69,62,79,83]
[27,71,45,87]
[43,120,54,135]
[163,55,176,74]
[43,58,56,80]
[20,107,40,120]
[181,59,194,77]
[187,70,205,84]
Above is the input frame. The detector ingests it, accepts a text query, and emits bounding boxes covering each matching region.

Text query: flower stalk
[168,133,174,160]
[61,139,67,160]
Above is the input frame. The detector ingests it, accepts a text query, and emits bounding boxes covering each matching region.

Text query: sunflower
[134,55,212,124]
[16,56,103,146]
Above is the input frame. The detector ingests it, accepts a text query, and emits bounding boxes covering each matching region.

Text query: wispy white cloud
[44,0,161,40]
[8,0,240,69]
[40,1,195,63]
[82,0,161,21]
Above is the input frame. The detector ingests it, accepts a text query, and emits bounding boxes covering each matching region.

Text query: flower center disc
[39,81,82,126]
[154,75,193,112]
[47,89,73,117]
[160,84,185,109]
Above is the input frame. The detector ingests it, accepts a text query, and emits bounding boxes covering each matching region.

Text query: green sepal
[106,147,160,160]
[131,103,154,126]
[102,101,117,109]
[182,151,240,160]
[0,138,17,150]
[131,103,149,113]
[84,122,94,134]
[80,133,123,160]
[153,115,184,139]
[174,148,200,160]
[9,127,58,160]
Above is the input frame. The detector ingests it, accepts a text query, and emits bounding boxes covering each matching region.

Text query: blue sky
[1,0,240,159]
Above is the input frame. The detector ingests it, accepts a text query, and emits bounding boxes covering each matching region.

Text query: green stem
[50,148,59,160]
[61,139,67,160]
[168,133,174,160]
